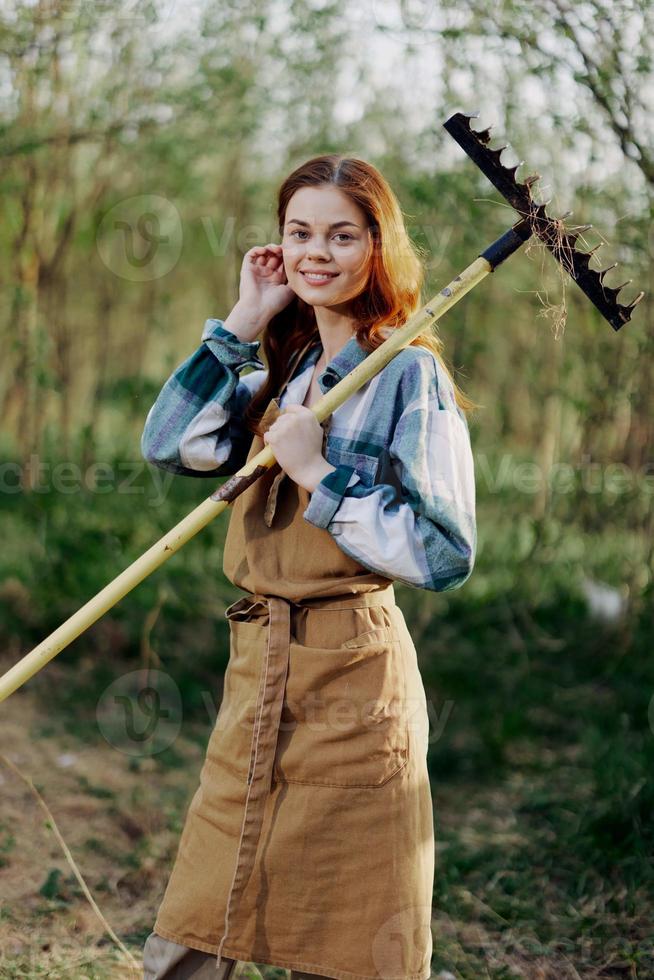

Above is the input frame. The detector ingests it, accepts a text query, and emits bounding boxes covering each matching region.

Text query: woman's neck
[315,329,357,368]
[313,306,357,364]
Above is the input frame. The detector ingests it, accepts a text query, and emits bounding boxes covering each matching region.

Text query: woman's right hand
[227,244,296,342]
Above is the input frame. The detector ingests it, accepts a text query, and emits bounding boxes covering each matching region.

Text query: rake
[443,112,644,330]
[0,111,644,703]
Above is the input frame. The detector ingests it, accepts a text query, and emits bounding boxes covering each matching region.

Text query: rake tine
[599,261,619,281]
[571,243,603,271]
[627,291,645,311]
[563,225,593,250]
[488,144,508,164]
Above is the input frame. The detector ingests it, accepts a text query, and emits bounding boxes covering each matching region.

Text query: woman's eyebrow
[286,219,361,229]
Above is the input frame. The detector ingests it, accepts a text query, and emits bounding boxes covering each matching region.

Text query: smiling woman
[285,216,367,283]
[282,185,376,334]
[140,153,477,980]
[240,155,477,441]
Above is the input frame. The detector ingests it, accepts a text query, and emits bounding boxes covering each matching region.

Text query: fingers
[248,243,283,267]
[264,405,314,441]
[264,405,307,425]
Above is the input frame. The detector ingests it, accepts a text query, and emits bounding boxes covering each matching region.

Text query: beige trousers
[142,931,335,980]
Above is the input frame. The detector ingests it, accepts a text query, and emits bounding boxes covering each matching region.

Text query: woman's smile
[300,270,340,285]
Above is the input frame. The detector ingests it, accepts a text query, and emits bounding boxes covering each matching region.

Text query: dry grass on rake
[524,217,616,340]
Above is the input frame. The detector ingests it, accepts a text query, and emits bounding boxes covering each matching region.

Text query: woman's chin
[297,284,350,304]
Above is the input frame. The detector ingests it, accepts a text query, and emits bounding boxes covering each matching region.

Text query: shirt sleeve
[140,318,268,477]
[302,353,477,592]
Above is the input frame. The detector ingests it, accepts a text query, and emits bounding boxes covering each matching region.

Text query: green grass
[1,441,652,977]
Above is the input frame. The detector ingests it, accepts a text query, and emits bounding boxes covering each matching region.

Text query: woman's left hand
[263,405,335,492]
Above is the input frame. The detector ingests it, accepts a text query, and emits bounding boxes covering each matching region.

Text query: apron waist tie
[214,585,396,966]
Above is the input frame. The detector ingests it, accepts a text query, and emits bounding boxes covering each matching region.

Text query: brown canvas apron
[152,402,435,980]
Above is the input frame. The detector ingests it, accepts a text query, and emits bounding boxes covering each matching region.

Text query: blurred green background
[0,1,652,977]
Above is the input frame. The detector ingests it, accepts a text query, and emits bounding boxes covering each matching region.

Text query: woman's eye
[290,230,353,242]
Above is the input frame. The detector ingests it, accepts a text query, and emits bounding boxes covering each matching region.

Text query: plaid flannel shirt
[141,318,477,592]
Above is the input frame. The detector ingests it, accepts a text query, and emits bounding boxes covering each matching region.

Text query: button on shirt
[141,318,477,593]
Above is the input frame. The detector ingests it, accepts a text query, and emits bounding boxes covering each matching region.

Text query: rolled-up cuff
[201,318,265,370]
[303,464,360,528]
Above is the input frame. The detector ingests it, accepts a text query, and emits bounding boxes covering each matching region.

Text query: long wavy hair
[244,154,477,436]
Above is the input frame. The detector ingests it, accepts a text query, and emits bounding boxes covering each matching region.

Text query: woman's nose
[305,237,331,261]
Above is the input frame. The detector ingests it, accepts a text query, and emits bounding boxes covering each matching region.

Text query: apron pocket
[205,617,265,780]
[273,632,409,789]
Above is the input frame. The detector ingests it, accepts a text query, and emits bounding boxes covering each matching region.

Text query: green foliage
[0,1,652,973]
[38,869,68,902]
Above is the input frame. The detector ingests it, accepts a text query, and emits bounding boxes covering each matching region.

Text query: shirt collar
[281,333,369,409]
[314,333,369,393]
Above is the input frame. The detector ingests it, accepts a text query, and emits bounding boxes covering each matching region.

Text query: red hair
[244,154,476,436]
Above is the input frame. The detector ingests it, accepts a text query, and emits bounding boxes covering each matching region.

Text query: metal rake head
[443,111,645,331]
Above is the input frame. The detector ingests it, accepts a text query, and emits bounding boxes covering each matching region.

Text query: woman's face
[281,185,373,310]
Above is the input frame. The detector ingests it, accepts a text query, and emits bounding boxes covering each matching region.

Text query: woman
[140,155,477,980]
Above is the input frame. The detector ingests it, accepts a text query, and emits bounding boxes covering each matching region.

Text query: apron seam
[215,596,292,965]
[272,755,409,789]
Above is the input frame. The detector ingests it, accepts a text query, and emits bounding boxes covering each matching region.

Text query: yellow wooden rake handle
[0,254,494,704]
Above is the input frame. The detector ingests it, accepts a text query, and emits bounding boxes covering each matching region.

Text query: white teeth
[302,272,336,280]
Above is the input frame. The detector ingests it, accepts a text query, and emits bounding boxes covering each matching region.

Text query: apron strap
[260,334,323,528]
